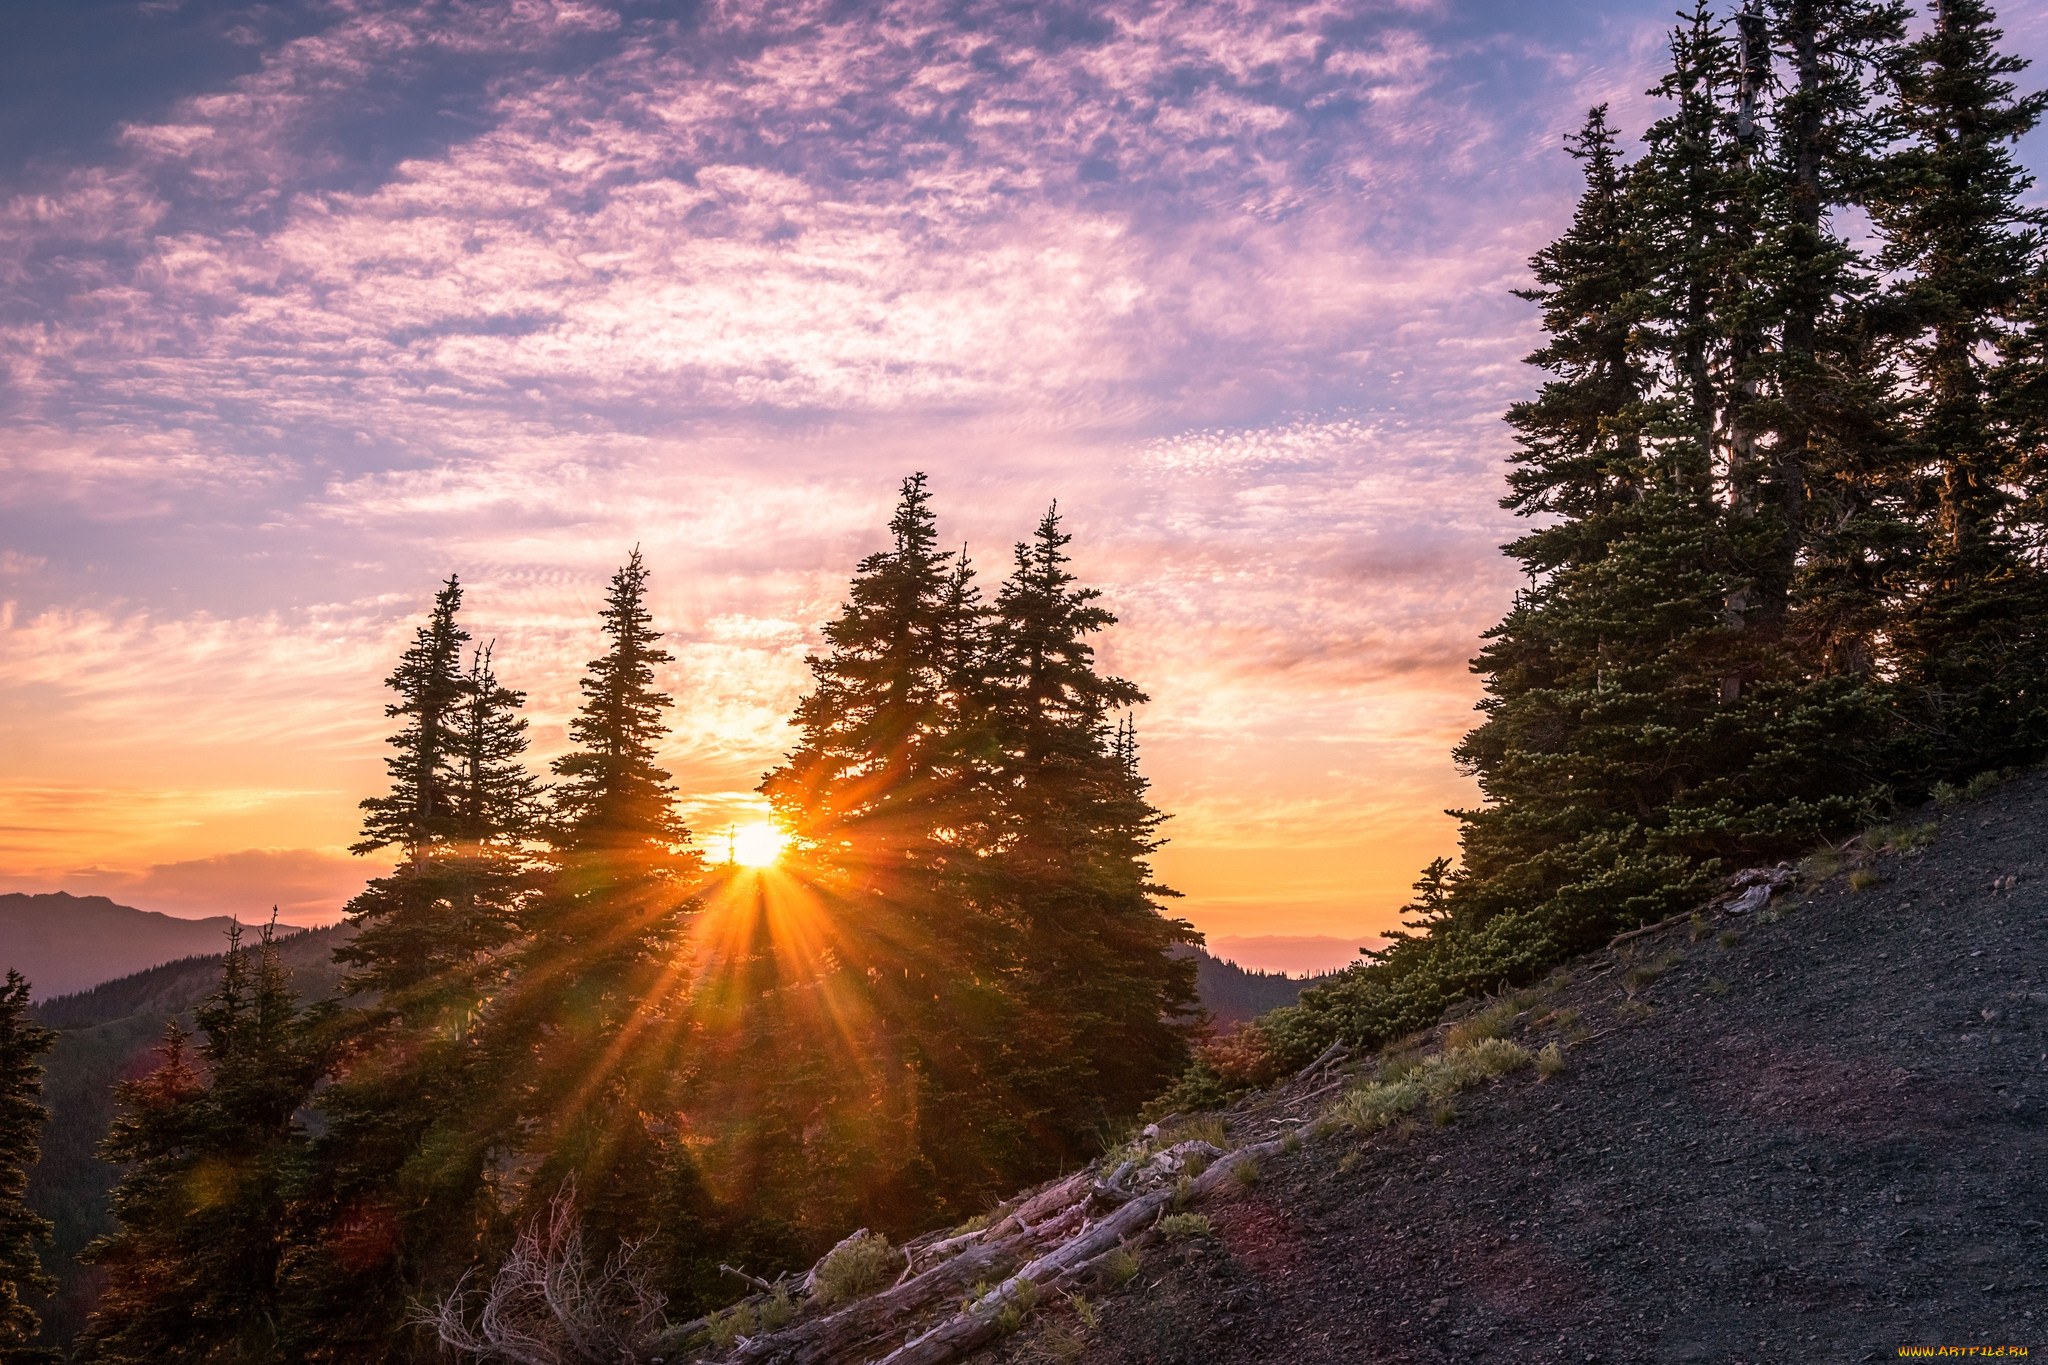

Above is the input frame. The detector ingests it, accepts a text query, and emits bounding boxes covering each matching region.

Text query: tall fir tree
[285,595,541,1361]
[476,549,703,1263]
[985,505,1200,1158]
[0,971,56,1364]
[759,474,1017,1223]
[80,922,316,1365]
[1871,0,2048,771]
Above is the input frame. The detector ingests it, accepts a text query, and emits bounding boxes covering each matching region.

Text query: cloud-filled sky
[5,0,2044,965]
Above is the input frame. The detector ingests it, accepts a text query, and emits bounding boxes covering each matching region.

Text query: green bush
[813,1232,898,1305]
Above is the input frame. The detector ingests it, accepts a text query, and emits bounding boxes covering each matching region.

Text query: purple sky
[4,0,2043,967]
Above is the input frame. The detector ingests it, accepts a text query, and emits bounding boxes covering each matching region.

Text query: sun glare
[726,821,787,868]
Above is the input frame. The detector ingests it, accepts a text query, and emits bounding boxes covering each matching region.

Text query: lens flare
[727,821,787,868]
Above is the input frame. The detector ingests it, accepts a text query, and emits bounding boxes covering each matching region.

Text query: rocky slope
[985,769,2047,1363]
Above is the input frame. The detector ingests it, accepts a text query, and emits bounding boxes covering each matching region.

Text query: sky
[5,0,2045,973]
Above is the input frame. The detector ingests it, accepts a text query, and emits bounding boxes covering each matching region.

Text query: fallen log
[869,1132,1303,1365]
[721,1238,1022,1365]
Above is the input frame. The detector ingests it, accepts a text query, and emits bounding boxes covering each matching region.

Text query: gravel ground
[1008,770,2048,1364]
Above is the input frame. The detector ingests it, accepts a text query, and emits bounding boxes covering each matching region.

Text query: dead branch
[427,1176,669,1365]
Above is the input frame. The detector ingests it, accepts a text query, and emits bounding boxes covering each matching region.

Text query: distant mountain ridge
[1179,946,1341,1025]
[0,892,285,998]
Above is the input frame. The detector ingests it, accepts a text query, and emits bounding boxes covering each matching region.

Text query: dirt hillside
[1000,769,2048,1363]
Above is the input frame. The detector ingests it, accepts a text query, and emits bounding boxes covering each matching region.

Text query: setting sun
[725,821,788,868]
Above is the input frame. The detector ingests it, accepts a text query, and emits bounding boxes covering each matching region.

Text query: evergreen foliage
[78,923,315,1364]
[985,507,1201,1155]
[1871,0,2048,770]
[475,549,703,1279]
[747,477,1200,1235]
[0,971,56,1364]
[285,588,542,1362]
[1267,0,2048,1069]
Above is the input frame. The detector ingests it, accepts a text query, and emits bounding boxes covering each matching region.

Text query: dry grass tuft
[1704,976,1728,996]
[1229,1157,1261,1190]
[1176,1116,1228,1149]
[1099,1247,1140,1286]
[1328,1078,1425,1133]
[1848,868,1882,892]
[1325,1038,1531,1133]
[1718,930,1741,949]
[1280,1127,1302,1154]
[1446,1001,1519,1050]
[1430,1101,1457,1127]
[1535,1042,1565,1078]
[1156,1212,1213,1241]
[1801,848,1844,880]
[1337,1149,1364,1174]
[1615,998,1654,1020]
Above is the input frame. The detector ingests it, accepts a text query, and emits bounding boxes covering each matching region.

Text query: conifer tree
[477,550,702,1257]
[80,922,315,1364]
[0,971,56,1364]
[1448,105,1732,952]
[759,475,1017,1219]
[286,616,540,1359]
[1753,0,1910,650]
[985,506,1200,1157]
[1871,0,2048,770]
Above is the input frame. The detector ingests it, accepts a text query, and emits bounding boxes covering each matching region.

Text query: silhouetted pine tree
[80,923,315,1365]
[0,971,56,1364]
[1449,106,1730,955]
[759,474,1016,1224]
[1871,0,2048,772]
[286,596,540,1360]
[478,549,703,1258]
[985,506,1200,1159]
[1272,9,1970,1060]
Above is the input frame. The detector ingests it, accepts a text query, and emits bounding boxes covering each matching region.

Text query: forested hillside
[23,926,351,1345]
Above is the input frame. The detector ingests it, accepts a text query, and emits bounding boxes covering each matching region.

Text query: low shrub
[992,1279,1039,1335]
[813,1232,898,1305]
[758,1285,795,1331]
[706,1302,755,1351]
[1194,1020,1285,1089]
